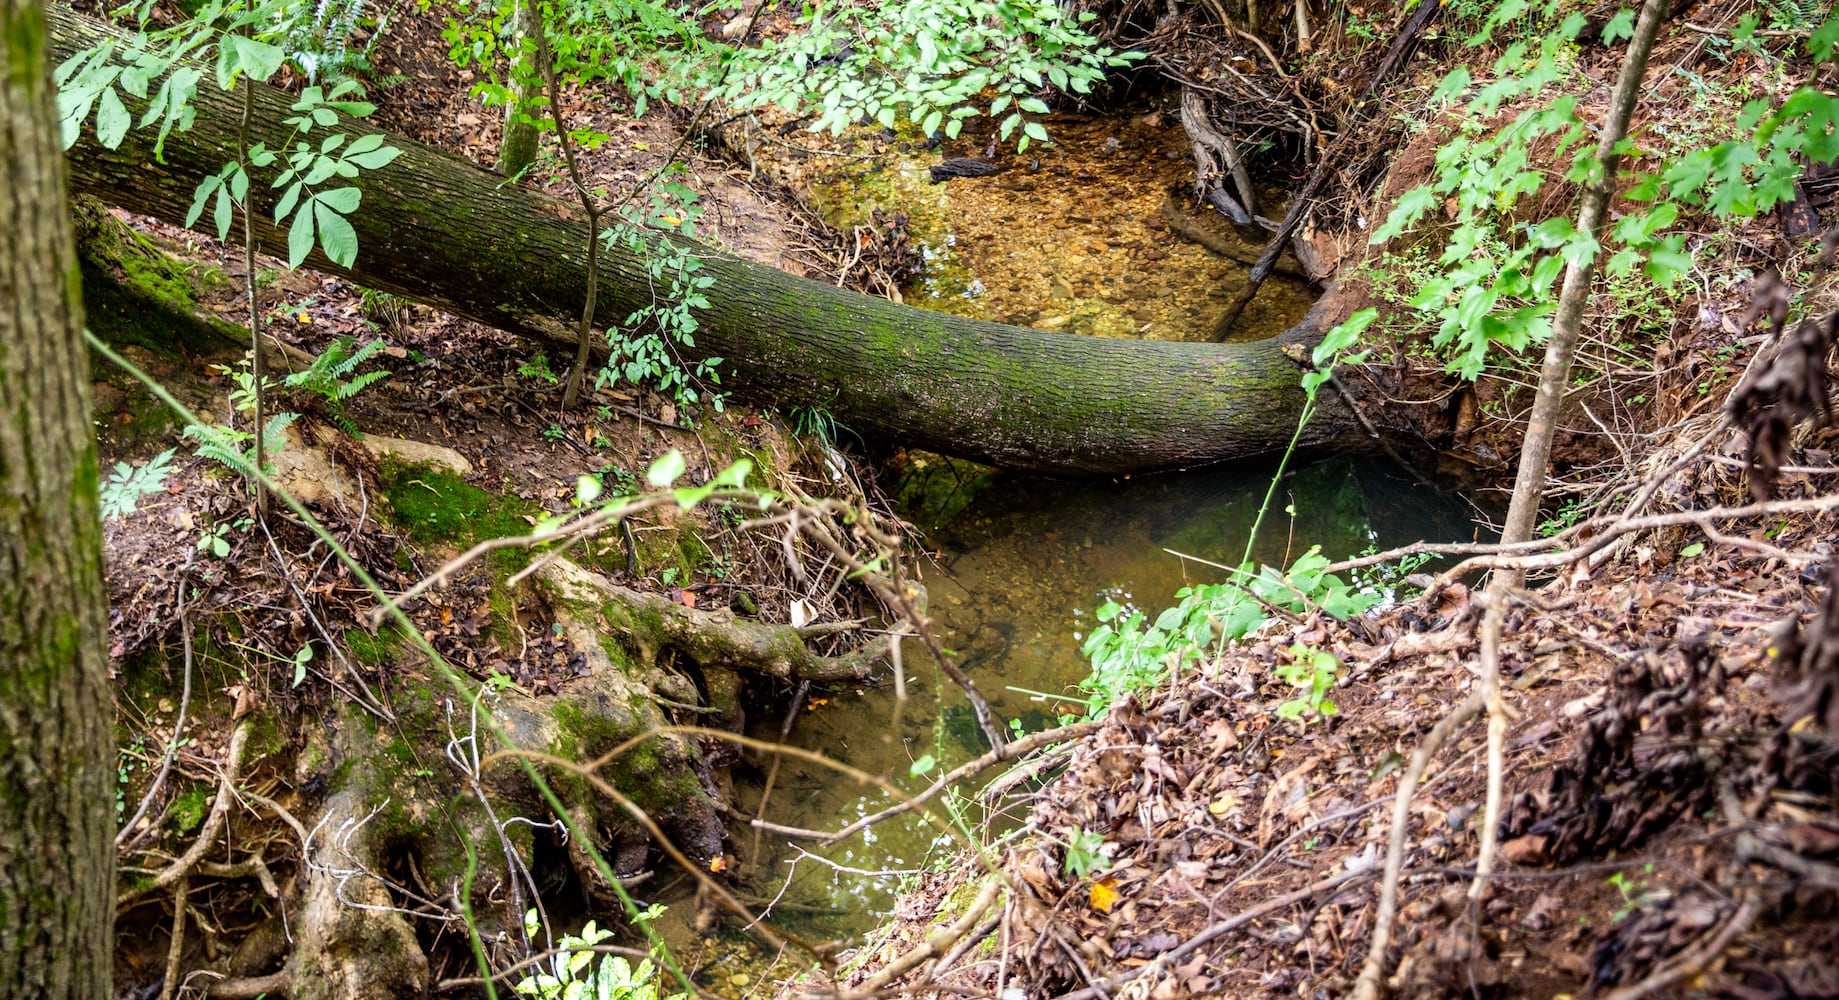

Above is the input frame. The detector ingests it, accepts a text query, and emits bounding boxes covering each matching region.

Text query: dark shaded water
[734,454,1480,932]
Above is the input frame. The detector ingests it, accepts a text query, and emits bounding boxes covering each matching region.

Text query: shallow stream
[725,109,1483,941]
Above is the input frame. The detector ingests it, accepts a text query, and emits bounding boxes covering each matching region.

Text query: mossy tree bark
[49,8,1355,477]
[493,0,540,178]
[0,0,116,995]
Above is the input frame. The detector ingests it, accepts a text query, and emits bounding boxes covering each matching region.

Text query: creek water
[735,456,1477,935]
[714,110,1482,950]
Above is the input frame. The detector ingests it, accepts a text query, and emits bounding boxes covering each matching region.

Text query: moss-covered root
[272,704,430,1000]
[541,558,890,684]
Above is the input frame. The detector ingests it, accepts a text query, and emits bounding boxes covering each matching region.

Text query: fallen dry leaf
[1089,876,1121,914]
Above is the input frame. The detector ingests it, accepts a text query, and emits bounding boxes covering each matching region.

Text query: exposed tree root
[590,571,894,683]
[119,719,254,908]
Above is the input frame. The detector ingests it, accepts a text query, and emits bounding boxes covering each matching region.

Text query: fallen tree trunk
[51,8,1355,476]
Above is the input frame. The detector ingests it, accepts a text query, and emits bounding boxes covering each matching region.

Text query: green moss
[550,702,699,814]
[346,625,409,669]
[71,198,242,357]
[167,784,212,836]
[377,459,537,571]
[596,634,631,671]
[246,708,284,761]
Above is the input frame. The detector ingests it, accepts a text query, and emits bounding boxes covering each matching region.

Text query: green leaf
[95,86,130,149]
[1018,97,1050,114]
[273,181,303,225]
[346,145,401,170]
[647,449,687,487]
[316,186,362,213]
[225,34,285,83]
[1643,245,1692,286]
[315,203,359,267]
[1023,120,1050,143]
[1429,66,1472,106]
[1313,309,1376,368]
[213,186,233,240]
[1602,9,1635,45]
[712,458,752,489]
[1811,14,1839,62]
[287,203,317,267]
[185,175,220,228]
[344,133,385,156]
[909,754,935,777]
[1371,185,1437,244]
[1678,542,1705,559]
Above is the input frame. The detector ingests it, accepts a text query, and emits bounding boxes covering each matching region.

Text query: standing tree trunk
[1497,0,1669,552]
[494,0,541,178]
[0,0,116,995]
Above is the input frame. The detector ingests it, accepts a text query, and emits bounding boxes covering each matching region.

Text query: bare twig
[1324,491,1839,584]
[827,877,1004,1000]
[435,943,654,992]
[204,971,291,998]
[756,721,1100,845]
[1467,585,1512,904]
[120,567,197,851]
[160,876,189,1000]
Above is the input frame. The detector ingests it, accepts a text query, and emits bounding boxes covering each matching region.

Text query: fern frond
[338,337,388,373]
[262,412,300,455]
[337,369,391,400]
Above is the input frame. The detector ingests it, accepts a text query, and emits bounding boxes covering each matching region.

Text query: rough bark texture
[49,8,1355,477]
[0,0,116,995]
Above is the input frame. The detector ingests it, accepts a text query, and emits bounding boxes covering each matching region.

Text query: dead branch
[755,721,1101,844]
[481,746,822,967]
[160,876,188,1000]
[1323,491,1839,585]
[204,971,292,998]
[593,575,896,682]
[1468,584,1514,904]
[823,877,1005,1000]
[1210,0,1441,340]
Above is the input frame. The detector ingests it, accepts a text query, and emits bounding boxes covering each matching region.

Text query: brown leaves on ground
[836,493,1839,999]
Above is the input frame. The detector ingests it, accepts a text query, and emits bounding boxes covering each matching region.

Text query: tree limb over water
[50,8,1357,477]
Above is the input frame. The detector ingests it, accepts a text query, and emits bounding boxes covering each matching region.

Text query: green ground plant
[1077,312,1381,722]
[1274,643,1343,725]
[511,904,684,999]
[100,447,176,520]
[281,335,391,433]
